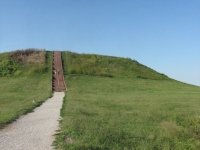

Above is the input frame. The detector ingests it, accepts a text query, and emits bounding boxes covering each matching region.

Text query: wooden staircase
[52,51,66,91]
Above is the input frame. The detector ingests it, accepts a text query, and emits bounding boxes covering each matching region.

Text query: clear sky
[0,0,199,86]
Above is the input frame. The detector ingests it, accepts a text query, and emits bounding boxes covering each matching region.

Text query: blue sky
[0,0,199,86]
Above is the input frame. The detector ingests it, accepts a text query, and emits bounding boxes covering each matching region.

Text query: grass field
[53,51,200,149]
[54,75,200,149]
[0,50,52,128]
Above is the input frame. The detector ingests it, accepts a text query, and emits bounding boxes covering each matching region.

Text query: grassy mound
[0,49,52,128]
[54,51,200,150]
[62,51,168,79]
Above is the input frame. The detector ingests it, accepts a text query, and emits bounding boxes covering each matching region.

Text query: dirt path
[0,92,65,150]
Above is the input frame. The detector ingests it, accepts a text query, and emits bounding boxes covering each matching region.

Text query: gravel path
[0,92,65,150]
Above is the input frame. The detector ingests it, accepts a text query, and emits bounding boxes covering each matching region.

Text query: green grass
[0,50,52,128]
[53,51,200,149]
[54,75,200,150]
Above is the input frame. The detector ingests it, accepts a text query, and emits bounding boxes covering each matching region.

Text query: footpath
[0,92,65,150]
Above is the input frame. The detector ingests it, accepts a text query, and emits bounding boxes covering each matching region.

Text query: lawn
[54,75,200,149]
[0,75,52,128]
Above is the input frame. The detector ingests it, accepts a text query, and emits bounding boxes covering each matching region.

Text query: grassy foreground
[0,50,52,128]
[55,75,200,149]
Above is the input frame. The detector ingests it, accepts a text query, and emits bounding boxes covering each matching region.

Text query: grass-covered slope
[0,49,52,128]
[54,51,200,150]
[62,51,168,79]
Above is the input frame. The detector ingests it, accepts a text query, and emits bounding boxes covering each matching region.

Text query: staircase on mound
[52,51,66,91]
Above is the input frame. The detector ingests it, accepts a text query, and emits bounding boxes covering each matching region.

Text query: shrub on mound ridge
[0,49,48,77]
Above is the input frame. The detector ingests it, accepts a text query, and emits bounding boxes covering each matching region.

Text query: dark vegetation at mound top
[1,49,168,80]
[0,48,50,77]
[62,51,169,80]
